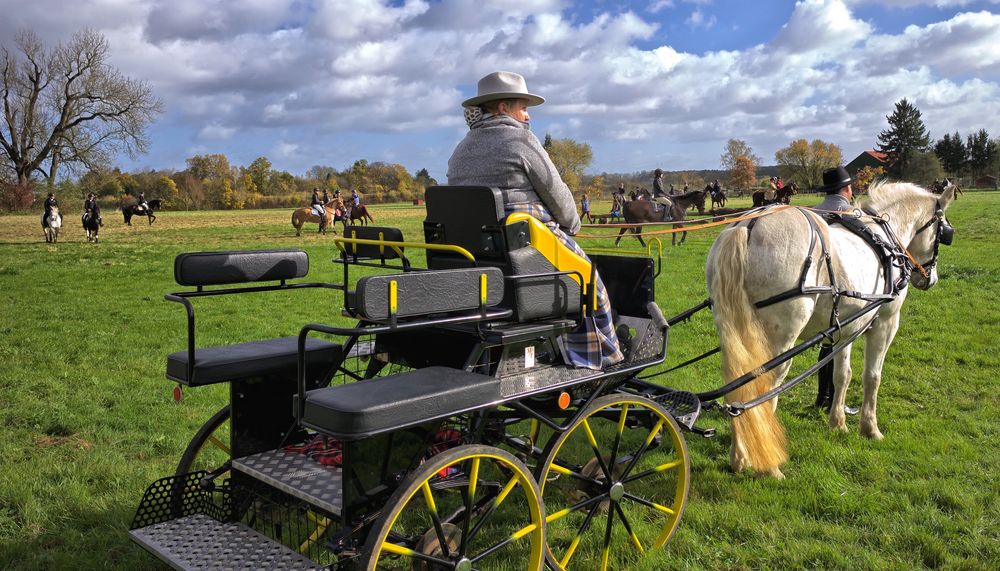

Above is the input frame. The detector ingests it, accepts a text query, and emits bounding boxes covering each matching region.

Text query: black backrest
[424,186,508,266]
[174,250,308,286]
[353,267,505,322]
[340,225,406,260]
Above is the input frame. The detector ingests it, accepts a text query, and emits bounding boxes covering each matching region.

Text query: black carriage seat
[166,249,342,387]
[167,337,341,387]
[300,366,500,440]
[423,185,591,322]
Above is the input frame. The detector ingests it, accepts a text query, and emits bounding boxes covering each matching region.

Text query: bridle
[909,199,954,278]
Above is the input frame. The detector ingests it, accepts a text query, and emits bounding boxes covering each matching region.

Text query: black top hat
[820,166,852,194]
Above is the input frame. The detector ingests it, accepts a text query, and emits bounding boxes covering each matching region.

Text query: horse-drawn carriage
[129,181,956,569]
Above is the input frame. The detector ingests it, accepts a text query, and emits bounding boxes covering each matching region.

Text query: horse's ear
[939,183,957,210]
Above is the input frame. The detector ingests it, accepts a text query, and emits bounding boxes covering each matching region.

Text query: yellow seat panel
[505,212,592,293]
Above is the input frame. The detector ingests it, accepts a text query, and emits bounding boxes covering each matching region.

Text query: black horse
[122,198,162,226]
[82,211,101,242]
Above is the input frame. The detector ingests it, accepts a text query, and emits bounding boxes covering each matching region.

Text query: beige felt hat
[462,71,545,108]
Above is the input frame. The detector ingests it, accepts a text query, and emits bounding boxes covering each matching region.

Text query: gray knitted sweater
[447,115,581,235]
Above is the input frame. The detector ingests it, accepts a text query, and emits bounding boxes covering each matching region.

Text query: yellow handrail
[333,237,477,262]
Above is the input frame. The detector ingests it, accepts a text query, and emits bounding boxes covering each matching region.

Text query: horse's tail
[709,225,787,474]
[364,207,374,222]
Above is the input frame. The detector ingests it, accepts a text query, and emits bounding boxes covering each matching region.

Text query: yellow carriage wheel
[175,405,231,477]
[538,394,689,571]
[362,445,545,570]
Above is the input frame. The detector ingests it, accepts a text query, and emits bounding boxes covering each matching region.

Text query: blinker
[939,222,954,246]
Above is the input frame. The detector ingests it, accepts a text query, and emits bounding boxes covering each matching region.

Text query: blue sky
[2,0,999,181]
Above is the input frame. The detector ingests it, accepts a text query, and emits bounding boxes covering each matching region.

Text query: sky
[2,0,999,182]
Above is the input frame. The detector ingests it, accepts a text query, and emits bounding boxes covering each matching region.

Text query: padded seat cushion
[301,366,500,439]
[167,336,342,386]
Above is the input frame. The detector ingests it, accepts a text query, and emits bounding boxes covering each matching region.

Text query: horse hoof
[860,426,884,440]
[763,467,785,480]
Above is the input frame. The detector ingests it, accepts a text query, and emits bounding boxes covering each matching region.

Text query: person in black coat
[84,193,103,226]
[41,193,58,227]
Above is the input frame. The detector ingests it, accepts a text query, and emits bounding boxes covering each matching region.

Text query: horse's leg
[852,310,902,440]
[633,227,646,248]
[149,213,156,225]
[615,227,625,246]
[827,342,854,433]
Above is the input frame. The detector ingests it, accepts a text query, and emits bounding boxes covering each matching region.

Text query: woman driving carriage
[447,71,622,370]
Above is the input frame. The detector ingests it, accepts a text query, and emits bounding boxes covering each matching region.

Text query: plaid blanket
[506,203,624,370]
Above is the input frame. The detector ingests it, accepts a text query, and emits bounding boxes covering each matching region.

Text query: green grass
[1,192,999,569]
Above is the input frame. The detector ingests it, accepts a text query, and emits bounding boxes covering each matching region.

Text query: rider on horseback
[310,189,326,229]
[84,193,103,227]
[137,191,149,213]
[652,168,672,214]
[41,193,58,227]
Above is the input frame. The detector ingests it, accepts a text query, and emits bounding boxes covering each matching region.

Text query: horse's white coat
[44,207,61,243]
[706,182,955,476]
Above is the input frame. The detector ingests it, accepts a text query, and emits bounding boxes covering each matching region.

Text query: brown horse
[615,189,706,247]
[292,198,347,236]
[752,183,796,207]
[347,204,374,225]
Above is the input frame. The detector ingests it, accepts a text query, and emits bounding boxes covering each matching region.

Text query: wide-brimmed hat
[820,166,852,194]
[462,71,545,108]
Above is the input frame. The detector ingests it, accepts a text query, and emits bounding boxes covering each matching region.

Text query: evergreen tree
[966,129,994,178]
[934,131,966,176]
[876,98,931,178]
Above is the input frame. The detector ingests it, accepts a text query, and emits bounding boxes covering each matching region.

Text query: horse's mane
[860,181,934,227]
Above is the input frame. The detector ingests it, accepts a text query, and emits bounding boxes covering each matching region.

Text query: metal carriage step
[233,450,344,516]
[129,513,324,570]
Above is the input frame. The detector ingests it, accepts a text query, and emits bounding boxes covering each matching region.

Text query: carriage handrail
[695,299,888,403]
[295,308,514,421]
[165,282,344,384]
[333,237,477,263]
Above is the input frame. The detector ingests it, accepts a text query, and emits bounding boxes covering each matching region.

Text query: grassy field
[1,191,998,570]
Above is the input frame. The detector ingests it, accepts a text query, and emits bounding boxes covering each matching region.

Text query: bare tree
[1,29,162,186]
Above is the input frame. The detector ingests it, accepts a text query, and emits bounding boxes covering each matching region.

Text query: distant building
[846,150,888,176]
[974,175,997,189]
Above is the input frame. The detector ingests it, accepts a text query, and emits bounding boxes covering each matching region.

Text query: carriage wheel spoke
[622,491,676,516]
[558,501,602,569]
[581,419,614,482]
[620,419,663,480]
[420,481,452,560]
[613,503,644,554]
[623,458,682,485]
[607,405,629,475]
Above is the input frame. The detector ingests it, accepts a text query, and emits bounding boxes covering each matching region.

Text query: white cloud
[198,123,237,140]
[686,9,717,29]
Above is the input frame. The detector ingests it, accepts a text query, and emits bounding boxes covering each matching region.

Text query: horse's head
[865,182,956,290]
[693,189,706,214]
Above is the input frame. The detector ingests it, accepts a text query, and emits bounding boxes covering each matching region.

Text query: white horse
[43,207,62,243]
[706,182,956,478]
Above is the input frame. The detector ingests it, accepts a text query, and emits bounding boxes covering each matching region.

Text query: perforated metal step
[232,449,343,515]
[129,513,323,570]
